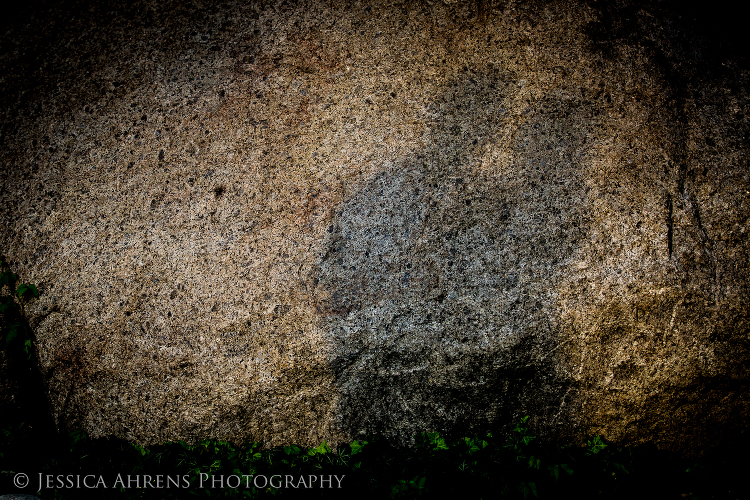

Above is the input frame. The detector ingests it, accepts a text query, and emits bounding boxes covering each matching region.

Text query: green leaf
[586,436,608,455]
[350,440,366,455]
[613,462,629,474]
[70,430,88,445]
[427,432,449,450]
[519,481,538,499]
[16,283,39,299]
[5,327,18,346]
[465,437,481,454]
[435,437,449,450]
[550,464,560,481]
[0,271,18,289]
[310,441,331,455]
[132,444,149,456]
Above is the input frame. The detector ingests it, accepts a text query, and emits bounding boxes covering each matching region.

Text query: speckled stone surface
[1,0,748,456]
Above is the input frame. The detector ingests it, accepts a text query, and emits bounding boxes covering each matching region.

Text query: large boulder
[1,0,748,456]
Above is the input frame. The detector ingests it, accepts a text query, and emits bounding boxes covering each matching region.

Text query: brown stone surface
[1,0,749,455]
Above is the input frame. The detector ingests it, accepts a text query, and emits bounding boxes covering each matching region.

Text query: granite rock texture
[1,0,749,455]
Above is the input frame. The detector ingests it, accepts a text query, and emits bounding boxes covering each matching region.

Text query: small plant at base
[586,435,607,456]
[518,480,538,498]
[547,462,573,482]
[505,416,537,464]
[0,256,39,360]
[424,432,449,451]
[391,475,427,498]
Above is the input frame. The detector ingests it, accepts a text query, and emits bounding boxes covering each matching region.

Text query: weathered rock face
[1,0,749,455]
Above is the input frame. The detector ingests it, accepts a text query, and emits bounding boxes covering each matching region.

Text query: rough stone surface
[1,0,749,456]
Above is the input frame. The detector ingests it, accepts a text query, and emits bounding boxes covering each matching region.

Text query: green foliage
[1,404,749,499]
[391,475,427,498]
[586,435,608,456]
[547,462,573,482]
[424,432,449,451]
[505,415,537,465]
[0,256,38,360]
[0,258,747,499]
[518,480,537,499]
[16,282,39,300]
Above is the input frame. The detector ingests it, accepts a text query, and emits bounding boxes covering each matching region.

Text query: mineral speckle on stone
[1,0,748,456]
